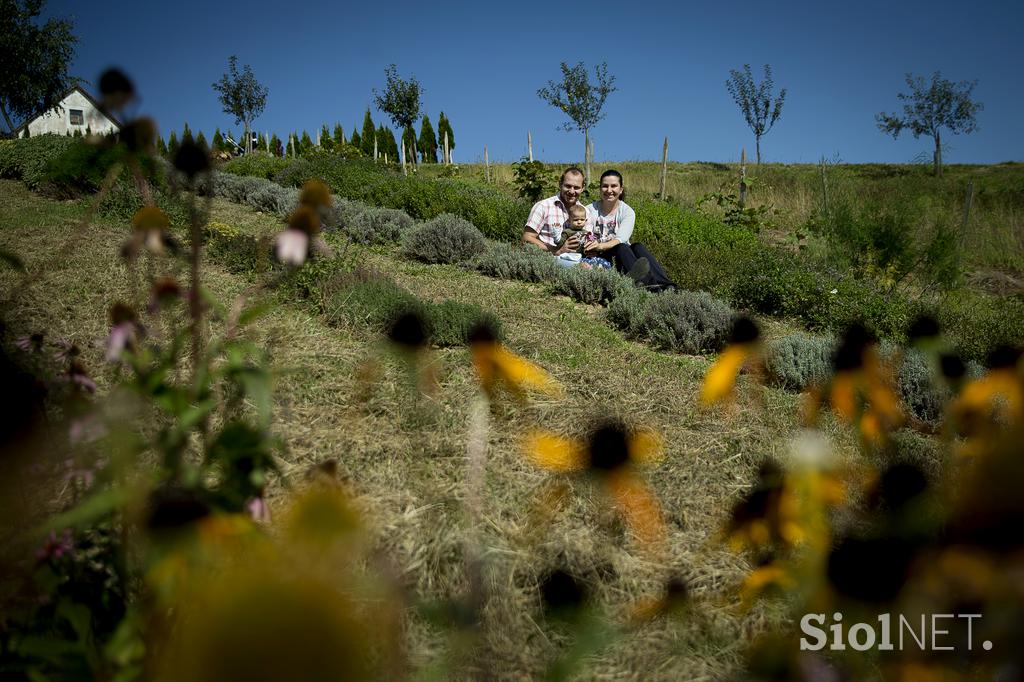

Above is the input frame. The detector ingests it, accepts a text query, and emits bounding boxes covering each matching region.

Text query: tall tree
[876,72,983,178]
[418,115,438,163]
[373,64,422,172]
[195,130,208,149]
[360,109,376,157]
[256,132,267,152]
[401,126,418,165]
[167,131,179,158]
[537,61,616,185]
[378,124,398,163]
[333,123,345,147]
[157,135,167,156]
[269,133,283,157]
[299,130,313,155]
[319,124,333,151]
[212,55,268,155]
[437,111,455,162]
[350,128,361,151]
[725,64,786,165]
[0,0,78,134]
[212,127,224,152]
[181,123,194,146]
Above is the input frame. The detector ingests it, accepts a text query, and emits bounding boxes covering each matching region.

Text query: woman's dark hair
[600,169,625,201]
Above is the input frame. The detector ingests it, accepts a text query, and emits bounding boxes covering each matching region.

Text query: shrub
[272,158,314,187]
[39,140,132,198]
[764,333,834,391]
[402,213,487,264]
[896,348,948,424]
[344,207,415,245]
[731,248,829,320]
[219,152,292,180]
[247,183,299,217]
[98,180,189,226]
[551,266,632,306]
[427,300,500,347]
[204,220,273,275]
[636,290,734,354]
[322,276,426,332]
[937,290,1024,364]
[606,286,655,337]
[630,198,758,249]
[0,135,77,188]
[473,243,558,283]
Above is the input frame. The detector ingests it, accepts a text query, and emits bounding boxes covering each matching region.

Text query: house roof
[13,84,123,136]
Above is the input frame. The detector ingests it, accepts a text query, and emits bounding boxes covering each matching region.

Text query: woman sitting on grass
[583,169,678,293]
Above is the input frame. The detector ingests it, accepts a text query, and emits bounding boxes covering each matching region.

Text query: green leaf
[41,486,137,533]
[238,368,272,426]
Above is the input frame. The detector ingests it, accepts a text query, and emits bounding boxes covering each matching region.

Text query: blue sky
[44,0,1022,164]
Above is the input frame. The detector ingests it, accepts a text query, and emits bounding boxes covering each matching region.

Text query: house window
[69,109,84,125]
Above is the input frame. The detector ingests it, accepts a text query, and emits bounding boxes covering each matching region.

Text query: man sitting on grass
[522,167,587,268]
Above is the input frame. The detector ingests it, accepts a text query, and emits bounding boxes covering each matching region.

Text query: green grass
[0,179,902,679]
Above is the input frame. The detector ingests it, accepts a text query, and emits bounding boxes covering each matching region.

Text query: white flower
[275,229,309,266]
[829,288,838,295]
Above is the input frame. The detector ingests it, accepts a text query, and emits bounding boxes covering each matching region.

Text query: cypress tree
[360,109,375,157]
[333,123,345,147]
[401,126,418,164]
[256,132,267,151]
[270,133,283,157]
[437,111,455,161]
[167,131,179,157]
[212,128,224,152]
[418,115,438,163]
[157,135,167,156]
[196,130,208,149]
[182,123,194,146]
[350,128,361,150]
[299,130,313,155]
[320,124,334,151]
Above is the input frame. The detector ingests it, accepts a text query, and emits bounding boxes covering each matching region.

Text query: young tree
[418,115,438,163]
[0,0,78,134]
[437,111,455,162]
[157,135,168,156]
[350,128,361,151]
[373,64,422,172]
[256,132,267,152]
[876,72,983,178]
[360,109,376,157]
[299,130,313,155]
[333,123,345,147]
[212,128,224,152]
[537,61,616,185]
[319,124,333,151]
[269,133,283,157]
[212,55,268,155]
[401,126,418,165]
[378,124,398,163]
[167,131,180,158]
[195,130,208,149]
[181,123,194,146]
[725,64,786,165]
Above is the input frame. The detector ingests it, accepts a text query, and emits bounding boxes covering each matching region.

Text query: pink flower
[15,333,44,353]
[68,361,97,394]
[36,529,74,563]
[53,340,80,363]
[69,413,107,447]
[275,229,309,267]
[105,321,137,362]
[246,495,272,524]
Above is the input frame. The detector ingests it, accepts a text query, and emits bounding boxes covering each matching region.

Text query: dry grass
[0,179,872,679]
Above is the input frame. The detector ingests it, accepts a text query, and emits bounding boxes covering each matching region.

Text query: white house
[15,86,121,138]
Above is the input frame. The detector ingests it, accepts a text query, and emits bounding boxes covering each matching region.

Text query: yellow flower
[701,316,760,406]
[469,322,560,399]
[740,559,796,606]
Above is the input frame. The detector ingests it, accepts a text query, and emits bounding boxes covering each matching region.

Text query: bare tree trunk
[244,122,251,155]
[584,128,591,187]
[484,146,490,183]
[755,135,761,165]
[934,131,942,177]
[739,148,747,207]
[401,142,407,176]
[528,130,533,162]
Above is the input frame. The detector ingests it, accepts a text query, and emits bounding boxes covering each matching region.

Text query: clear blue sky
[44,0,1022,164]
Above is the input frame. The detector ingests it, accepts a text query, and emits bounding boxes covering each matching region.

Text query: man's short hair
[559,167,584,185]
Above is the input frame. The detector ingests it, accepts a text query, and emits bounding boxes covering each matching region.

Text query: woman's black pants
[607,243,677,291]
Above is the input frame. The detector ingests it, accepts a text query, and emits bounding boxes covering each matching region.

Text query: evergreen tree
[319,124,333,151]
[333,123,345,147]
[299,130,313,155]
[212,128,224,152]
[401,126,418,164]
[256,132,267,152]
[360,109,375,157]
[270,133,283,157]
[417,115,438,163]
[437,111,455,161]
[157,135,167,156]
[167,131,179,157]
[196,130,208,149]
[181,123,194,145]
[350,128,361,150]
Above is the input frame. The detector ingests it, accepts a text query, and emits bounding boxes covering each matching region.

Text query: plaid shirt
[524,194,580,248]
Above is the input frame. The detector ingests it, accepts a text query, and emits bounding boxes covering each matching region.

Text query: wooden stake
[659,136,668,200]
[316,130,320,147]
[528,131,533,162]
[739,148,747,207]
[443,131,449,165]
[401,143,407,176]
[484,146,490,183]
[374,134,378,161]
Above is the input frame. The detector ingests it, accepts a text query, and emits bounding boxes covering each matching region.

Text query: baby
[557,204,592,253]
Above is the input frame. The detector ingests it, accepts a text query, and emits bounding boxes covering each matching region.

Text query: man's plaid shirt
[524,194,574,248]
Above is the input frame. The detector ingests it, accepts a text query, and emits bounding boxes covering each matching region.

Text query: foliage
[551,265,632,305]
[219,151,291,180]
[696,190,778,233]
[344,207,415,245]
[0,134,75,188]
[401,126,417,164]
[427,300,500,347]
[212,55,268,154]
[876,72,983,177]
[763,333,834,391]
[725,64,786,164]
[895,347,949,424]
[323,275,424,332]
[537,62,616,137]
[511,157,556,201]
[937,290,1024,363]
[0,0,78,133]
[373,64,422,131]
[204,219,273,275]
[473,242,558,283]
[634,290,734,354]
[606,285,654,337]
[418,115,438,164]
[402,213,488,264]
[360,110,375,157]
[377,124,398,163]
[437,111,455,160]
